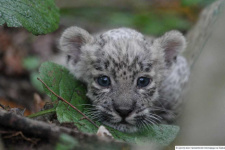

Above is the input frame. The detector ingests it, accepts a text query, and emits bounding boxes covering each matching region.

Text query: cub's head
[60,26,186,132]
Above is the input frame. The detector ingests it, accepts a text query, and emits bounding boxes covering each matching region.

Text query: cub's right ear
[59,26,93,63]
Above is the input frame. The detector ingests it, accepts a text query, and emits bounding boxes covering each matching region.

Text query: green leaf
[55,134,78,150]
[0,0,59,35]
[108,124,179,146]
[31,72,43,92]
[39,62,179,146]
[23,56,40,71]
[181,0,214,6]
[39,62,96,133]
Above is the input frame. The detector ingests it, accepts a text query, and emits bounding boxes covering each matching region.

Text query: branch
[184,0,225,69]
[37,77,99,129]
[0,109,77,141]
[0,109,129,149]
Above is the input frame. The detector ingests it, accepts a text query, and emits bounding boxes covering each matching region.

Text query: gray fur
[59,26,190,132]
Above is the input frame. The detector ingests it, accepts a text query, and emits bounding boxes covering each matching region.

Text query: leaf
[39,62,179,146]
[0,0,59,35]
[55,134,78,150]
[39,62,97,133]
[30,72,43,92]
[108,124,179,146]
[23,56,40,71]
[181,0,214,6]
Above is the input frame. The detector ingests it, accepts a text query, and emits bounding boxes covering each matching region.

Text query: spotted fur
[59,26,190,132]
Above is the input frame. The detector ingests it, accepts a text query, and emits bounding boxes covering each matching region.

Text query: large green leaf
[108,124,179,146]
[39,62,179,146]
[0,0,59,35]
[39,62,97,133]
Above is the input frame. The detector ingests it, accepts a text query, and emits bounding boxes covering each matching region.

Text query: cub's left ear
[155,30,186,65]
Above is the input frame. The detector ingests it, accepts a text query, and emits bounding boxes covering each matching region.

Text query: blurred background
[0,0,224,147]
[176,2,225,145]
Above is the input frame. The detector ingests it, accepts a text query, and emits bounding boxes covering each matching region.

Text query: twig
[0,104,5,109]
[37,78,99,129]
[3,131,39,145]
[0,109,129,149]
[27,107,56,118]
[0,109,87,140]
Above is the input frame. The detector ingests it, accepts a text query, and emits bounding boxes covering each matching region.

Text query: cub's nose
[114,107,133,118]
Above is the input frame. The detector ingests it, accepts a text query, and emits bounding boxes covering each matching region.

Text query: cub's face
[60,27,186,132]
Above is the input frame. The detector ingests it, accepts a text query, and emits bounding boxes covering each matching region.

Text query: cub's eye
[137,77,151,87]
[97,76,111,87]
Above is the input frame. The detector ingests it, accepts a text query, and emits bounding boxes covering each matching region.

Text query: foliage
[39,62,180,146]
[61,8,191,36]
[55,134,78,150]
[23,56,40,71]
[0,0,59,35]
[23,56,43,92]
[60,0,215,36]
[181,0,214,6]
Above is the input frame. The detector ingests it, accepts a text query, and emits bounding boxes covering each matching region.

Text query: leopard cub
[59,26,190,132]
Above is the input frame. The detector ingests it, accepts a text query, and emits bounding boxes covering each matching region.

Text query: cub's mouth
[86,105,161,133]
